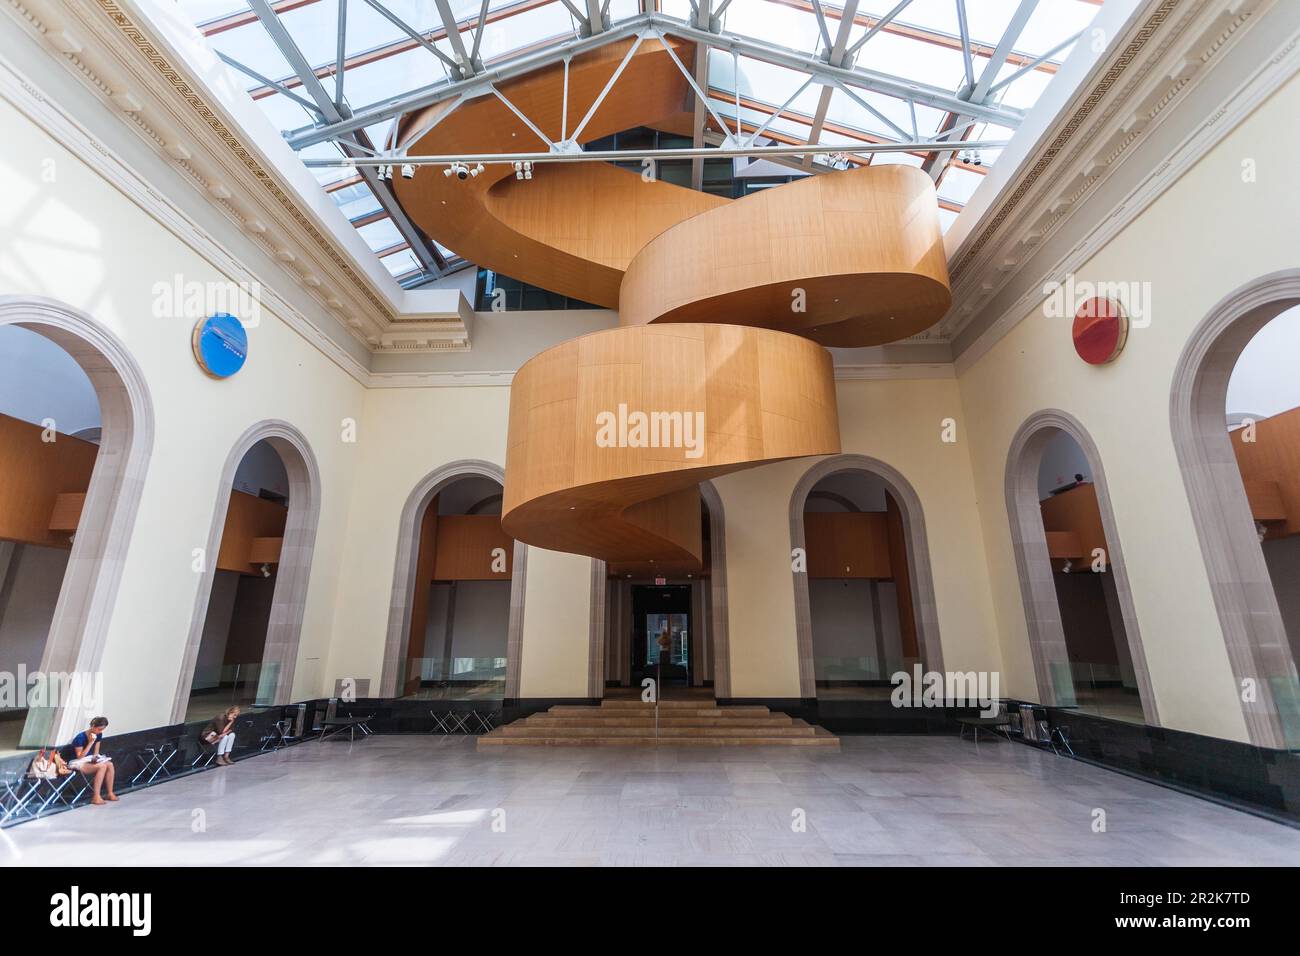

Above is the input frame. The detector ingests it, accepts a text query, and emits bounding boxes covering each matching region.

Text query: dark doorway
[630,585,691,692]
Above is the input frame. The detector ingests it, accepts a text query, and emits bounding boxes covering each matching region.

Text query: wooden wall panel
[1039,482,1108,572]
[216,491,288,574]
[1231,406,1300,537]
[432,515,515,581]
[0,412,98,549]
[804,512,891,579]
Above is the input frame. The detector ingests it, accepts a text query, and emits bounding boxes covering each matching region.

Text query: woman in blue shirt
[70,716,118,805]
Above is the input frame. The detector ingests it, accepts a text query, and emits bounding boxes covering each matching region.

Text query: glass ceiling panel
[184,0,1110,288]
[475,3,577,62]
[179,0,249,24]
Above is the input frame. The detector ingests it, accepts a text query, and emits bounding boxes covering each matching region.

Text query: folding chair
[191,740,218,769]
[15,768,83,818]
[429,710,454,734]
[446,712,473,735]
[467,710,501,734]
[259,718,293,752]
[131,739,179,786]
[1,769,28,825]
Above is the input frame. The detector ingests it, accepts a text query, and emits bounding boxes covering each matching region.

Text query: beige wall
[0,96,364,734]
[716,376,1003,698]
[325,385,595,697]
[955,71,1300,743]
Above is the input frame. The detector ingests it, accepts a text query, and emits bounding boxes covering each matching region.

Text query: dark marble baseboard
[1046,707,1300,825]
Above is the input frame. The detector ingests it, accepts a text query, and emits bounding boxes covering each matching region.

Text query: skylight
[176,0,1107,288]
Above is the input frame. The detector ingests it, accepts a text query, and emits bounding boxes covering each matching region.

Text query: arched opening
[171,422,320,722]
[597,482,729,700]
[790,455,943,700]
[0,296,153,751]
[403,474,514,701]
[381,461,526,700]
[1005,411,1155,725]
[1172,270,1300,748]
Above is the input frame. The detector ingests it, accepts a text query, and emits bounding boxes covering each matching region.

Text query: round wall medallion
[1072,296,1128,365]
[192,313,249,378]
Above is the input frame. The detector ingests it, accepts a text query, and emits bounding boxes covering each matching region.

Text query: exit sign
[654,576,666,586]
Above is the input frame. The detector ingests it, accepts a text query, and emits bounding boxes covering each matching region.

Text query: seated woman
[200,706,240,766]
[70,716,117,805]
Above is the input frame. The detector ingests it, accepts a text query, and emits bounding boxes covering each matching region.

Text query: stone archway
[380,460,528,699]
[1170,269,1300,748]
[171,421,320,721]
[790,454,944,699]
[0,295,154,746]
[1004,409,1157,724]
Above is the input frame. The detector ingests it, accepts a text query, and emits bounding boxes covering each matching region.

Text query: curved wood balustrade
[501,324,840,566]
[618,164,951,347]
[393,40,951,562]
[394,38,726,308]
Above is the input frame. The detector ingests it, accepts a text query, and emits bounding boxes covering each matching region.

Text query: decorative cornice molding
[833,364,956,382]
[89,0,395,321]
[954,4,1299,373]
[0,47,375,386]
[945,0,1276,357]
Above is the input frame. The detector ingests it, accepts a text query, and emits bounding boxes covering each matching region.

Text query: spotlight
[260,563,271,578]
[400,163,415,180]
[515,160,534,181]
[445,162,470,179]
[471,163,484,177]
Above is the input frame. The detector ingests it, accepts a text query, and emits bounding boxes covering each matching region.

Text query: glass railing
[1059,661,1144,724]
[814,656,917,701]
[183,662,278,723]
[400,656,507,700]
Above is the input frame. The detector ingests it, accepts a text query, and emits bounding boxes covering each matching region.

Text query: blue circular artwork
[192,313,248,378]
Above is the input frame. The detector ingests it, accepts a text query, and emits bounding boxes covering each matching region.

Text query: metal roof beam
[247,0,443,272]
[283,11,1024,152]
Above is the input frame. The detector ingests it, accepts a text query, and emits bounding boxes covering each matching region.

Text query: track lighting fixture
[400,163,415,180]
[515,160,533,181]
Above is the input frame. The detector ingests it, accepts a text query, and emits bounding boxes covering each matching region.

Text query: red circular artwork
[1072,296,1128,365]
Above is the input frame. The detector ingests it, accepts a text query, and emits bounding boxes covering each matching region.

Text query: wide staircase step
[478,699,839,749]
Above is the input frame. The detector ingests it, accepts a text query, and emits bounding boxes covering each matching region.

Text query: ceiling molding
[0,41,374,386]
[4,0,481,356]
[943,0,1278,357]
[954,0,1298,372]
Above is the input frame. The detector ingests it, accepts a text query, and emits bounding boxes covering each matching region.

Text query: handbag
[30,749,59,780]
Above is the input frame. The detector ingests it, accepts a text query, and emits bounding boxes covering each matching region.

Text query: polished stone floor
[4,735,1298,866]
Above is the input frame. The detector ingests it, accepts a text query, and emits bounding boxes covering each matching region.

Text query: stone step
[525,715,795,728]
[599,699,723,709]
[498,722,817,738]
[478,729,839,748]
[547,705,770,718]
